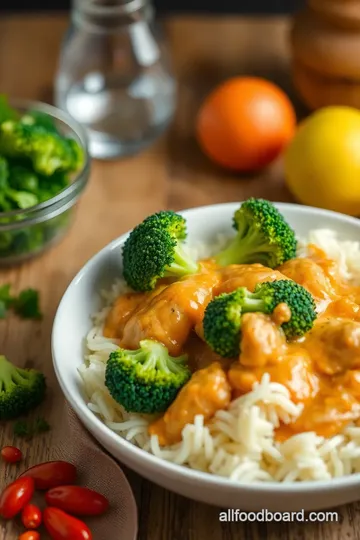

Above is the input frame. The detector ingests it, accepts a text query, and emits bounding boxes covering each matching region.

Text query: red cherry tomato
[20,461,77,490]
[43,507,92,540]
[18,532,40,540]
[0,476,35,519]
[21,503,42,529]
[45,485,109,516]
[1,446,22,463]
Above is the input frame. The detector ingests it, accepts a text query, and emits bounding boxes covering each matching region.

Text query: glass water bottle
[54,0,177,159]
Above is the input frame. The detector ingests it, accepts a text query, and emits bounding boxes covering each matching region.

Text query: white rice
[79,229,360,483]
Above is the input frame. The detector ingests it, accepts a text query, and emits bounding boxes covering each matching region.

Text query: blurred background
[1,0,360,248]
[1,1,303,13]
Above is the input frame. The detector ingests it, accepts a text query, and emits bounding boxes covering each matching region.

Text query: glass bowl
[0,99,90,266]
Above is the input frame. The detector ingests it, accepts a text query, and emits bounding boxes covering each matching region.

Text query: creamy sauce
[148,362,231,446]
[104,247,360,446]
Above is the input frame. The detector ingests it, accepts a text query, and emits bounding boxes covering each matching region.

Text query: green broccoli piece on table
[0,285,42,320]
[122,210,199,291]
[0,120,84,176]
[203,280,317,358]
[13,416,50,438]
[0,355,46,420]
[214,198,297,268]
[12,288,42,319]
[105,339,191,414]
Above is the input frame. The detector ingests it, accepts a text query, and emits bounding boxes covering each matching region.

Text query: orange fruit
[196,77,296,172]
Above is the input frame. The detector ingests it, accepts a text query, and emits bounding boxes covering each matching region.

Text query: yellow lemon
[284,106,360,216]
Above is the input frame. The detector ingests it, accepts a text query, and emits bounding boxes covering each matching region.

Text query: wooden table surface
[0,13,358,540]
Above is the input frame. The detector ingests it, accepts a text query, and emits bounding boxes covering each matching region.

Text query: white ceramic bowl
[52,202,360,512]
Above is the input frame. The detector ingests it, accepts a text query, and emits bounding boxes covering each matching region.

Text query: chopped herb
[13,416,50,439]
[13,419,30,437]
[32,417,50,433]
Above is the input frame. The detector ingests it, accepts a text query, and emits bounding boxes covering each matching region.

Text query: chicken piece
[193,265,287,342]
[216,264,288,295]
[307,244,344,288]
[103,286,167,339]
[342,370,360,401]
[121,271,220,356]
[148,362,231,446]
[239,312,287,368]
[229,348,319,404]
[279,385,360,439]
[323,297,360,320]
[227,311,319,402]
[184,333,232,372]
[103,292,147,339]
[278,257,335,311]
[194,320,205,341]
[304,318,360,375]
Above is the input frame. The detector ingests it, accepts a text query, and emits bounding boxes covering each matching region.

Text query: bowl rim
[0,98,91,222]
[52,201,360,494]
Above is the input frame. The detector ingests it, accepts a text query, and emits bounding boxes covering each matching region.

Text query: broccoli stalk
[203,280,317,358]
[105,339,191,414]
[122,211,199,291]
[0,355,46,420]
[165,241,199,276]
[214,198,297,268]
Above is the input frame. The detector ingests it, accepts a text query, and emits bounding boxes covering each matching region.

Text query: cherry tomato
[43,507,92,540]
[0,476,35,519]
[21,503,42,529]
[45,485,109,516]
[20,461,77,490]
[18,532,40,540]
[1,446,22,464]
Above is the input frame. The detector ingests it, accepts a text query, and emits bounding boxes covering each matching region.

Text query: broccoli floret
[0,121,84,176]
[36,171,70,202]
[9,164,39,193]
[65,137,85,172]
[0,95,19,124]
[122,211,199,291]
[105,339,191,414]
[0,355,46,420]
[6,189,39,209]
[214,198,297,268]
[0,156,9,190]
[203,280,317,357]
[20,110,60,135]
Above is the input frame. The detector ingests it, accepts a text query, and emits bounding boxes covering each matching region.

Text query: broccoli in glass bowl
[0,96,90,265]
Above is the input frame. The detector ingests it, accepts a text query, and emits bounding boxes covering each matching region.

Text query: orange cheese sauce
[148,362,231,446]
[103,247,360,446]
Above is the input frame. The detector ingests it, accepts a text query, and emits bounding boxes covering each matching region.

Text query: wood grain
[0,14,357,540]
